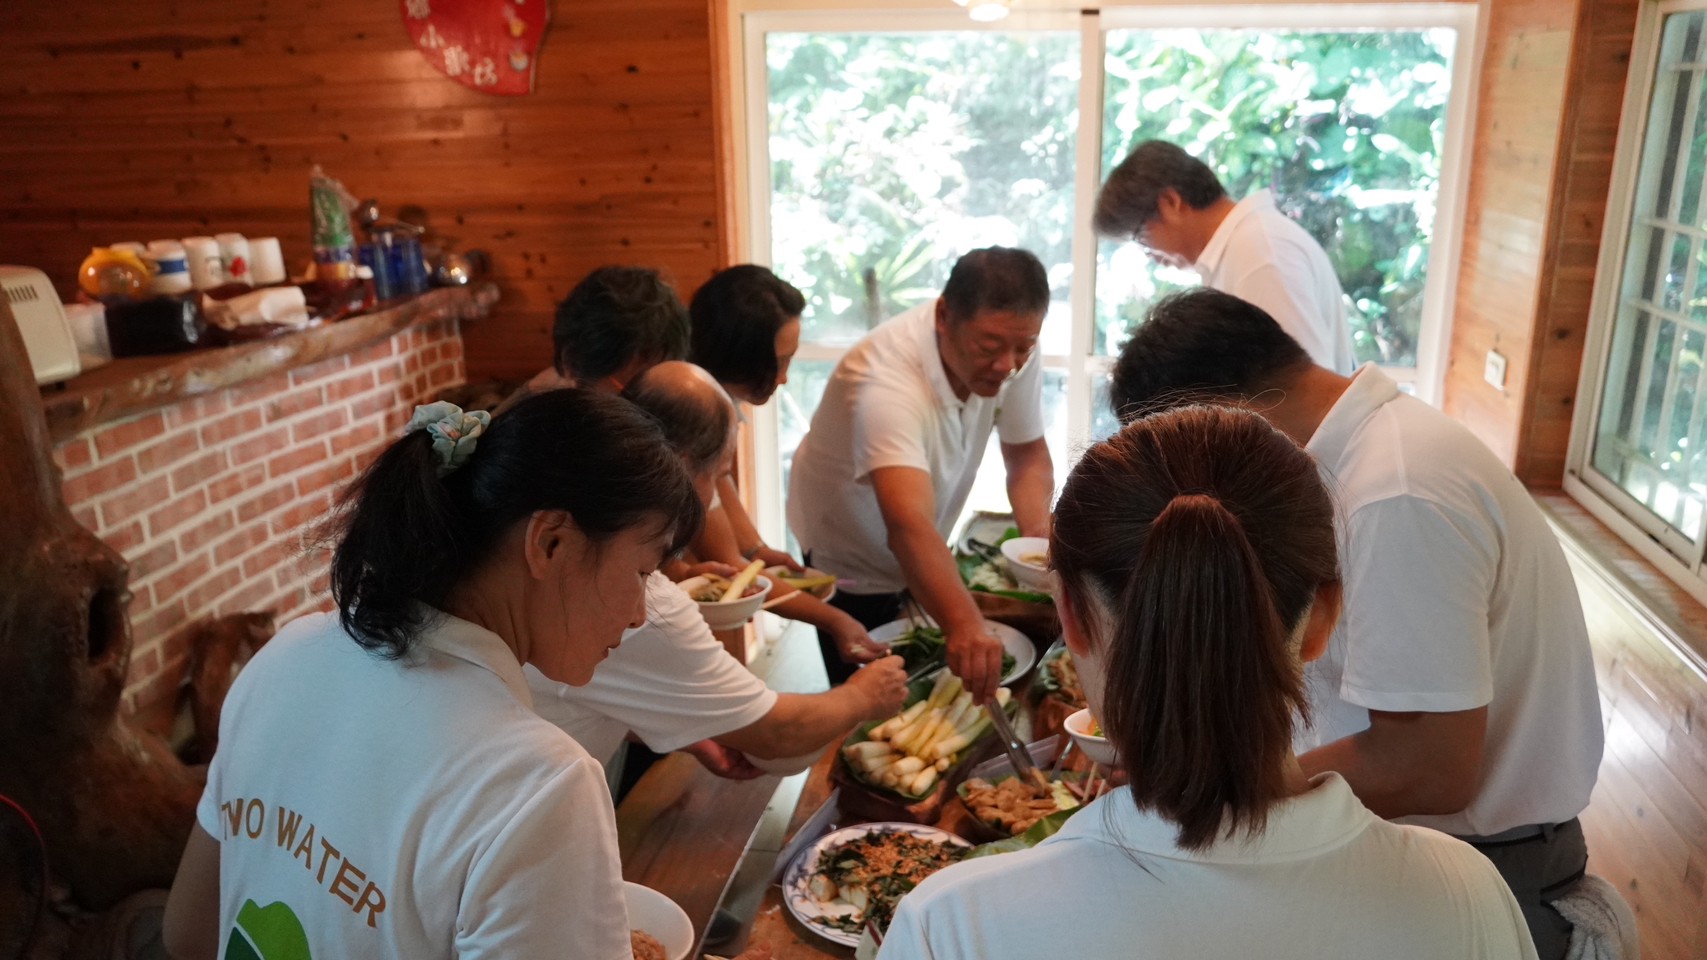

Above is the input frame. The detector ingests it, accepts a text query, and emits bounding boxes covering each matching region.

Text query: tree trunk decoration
[0,298,201,927]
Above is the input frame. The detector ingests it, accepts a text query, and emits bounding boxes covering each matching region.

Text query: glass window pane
[766,31,1081,350]
[1590,9,1707,547]
[1096,28,1458,367]
[775,358,839,557]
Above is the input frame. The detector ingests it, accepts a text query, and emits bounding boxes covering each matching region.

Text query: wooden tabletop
[615,752,784,953]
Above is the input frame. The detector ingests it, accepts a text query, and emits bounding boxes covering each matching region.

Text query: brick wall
[52,319,465,728]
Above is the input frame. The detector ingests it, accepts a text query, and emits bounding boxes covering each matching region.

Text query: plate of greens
[868,617,1033,686]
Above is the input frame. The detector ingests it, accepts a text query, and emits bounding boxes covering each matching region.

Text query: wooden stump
[0,298,201,923]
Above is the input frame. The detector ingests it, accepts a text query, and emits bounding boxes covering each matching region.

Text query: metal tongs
[984,698,1048,788]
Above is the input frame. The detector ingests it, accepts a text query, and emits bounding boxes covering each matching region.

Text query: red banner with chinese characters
[402,0,548,96]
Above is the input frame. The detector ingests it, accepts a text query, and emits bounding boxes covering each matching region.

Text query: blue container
[359,240,398,301]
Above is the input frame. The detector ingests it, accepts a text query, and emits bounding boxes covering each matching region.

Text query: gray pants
[1461,818,1587,960]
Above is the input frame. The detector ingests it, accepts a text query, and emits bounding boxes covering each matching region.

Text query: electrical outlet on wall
[1484,349,1508,391]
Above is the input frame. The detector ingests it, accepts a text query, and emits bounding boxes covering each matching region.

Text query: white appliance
[1,266,80,385]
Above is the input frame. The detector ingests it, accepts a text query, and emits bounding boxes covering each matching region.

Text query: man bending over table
[787,247,1055,703]
[1109,288,1603,960]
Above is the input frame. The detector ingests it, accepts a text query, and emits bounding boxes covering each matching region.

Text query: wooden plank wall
[0,0,724,382]
[1541,494,1707,960]
[1444,0,1636,484]
[1516,0,1638,486]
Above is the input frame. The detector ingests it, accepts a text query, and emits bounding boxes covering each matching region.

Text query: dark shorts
[1459,817,1588,960]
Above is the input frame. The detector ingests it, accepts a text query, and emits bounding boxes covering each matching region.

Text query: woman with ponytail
[164,389,770,960]
[878,405,1536,959]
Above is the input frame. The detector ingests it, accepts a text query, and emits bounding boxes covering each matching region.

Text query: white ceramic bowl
[1064,707,1118,767]
[680,574,772,630]
[622,881,694,960]
[999,536,1052,592]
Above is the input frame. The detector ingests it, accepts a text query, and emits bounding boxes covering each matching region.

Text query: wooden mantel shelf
[39,283,498,443]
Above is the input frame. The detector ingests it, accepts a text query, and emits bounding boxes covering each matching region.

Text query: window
[1571,1,1707,604]
[736,4,1477,548]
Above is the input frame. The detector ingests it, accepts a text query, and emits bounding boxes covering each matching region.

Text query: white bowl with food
[999,536,1052,592]
[679,573,773,631]
[1064,707,1118,767]
[622,880,693,960]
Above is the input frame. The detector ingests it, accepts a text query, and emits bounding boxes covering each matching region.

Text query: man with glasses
[1096,139,1355,373]
[787,247,1055,703]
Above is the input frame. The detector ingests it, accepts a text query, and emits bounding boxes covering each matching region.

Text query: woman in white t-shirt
[162,389,770,960]
[687,265,887,668]
[878,405,1537,960]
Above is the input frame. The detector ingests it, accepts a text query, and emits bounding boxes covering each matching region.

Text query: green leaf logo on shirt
[224,899,312,960]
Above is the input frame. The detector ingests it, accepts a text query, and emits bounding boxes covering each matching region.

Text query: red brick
[97,475,171,528]
[267,441,329,480]
[326,369,377,403]
[295,457,355,498]
[220,579,277,617]
[179,509,236,553]
[186,567,242,612]
[212,522,269,565]
[92,412,167,460]
[351,389,398,420]
[374,364,403,387]
[73,505,99,531]
[264,386,327,424]
[57,437,94,471]
[135,431,196,475]
[290,407,350,445]
[273,493,332,535]
[148,488,208,538]
[208,464,267,505]
[243,541,290,580]
[329,421,383,457]
[170,450,229,493]
[402,351,424,376]
[198,408,264,447]
[130,540,178,581]
[101,521,145,555]
[147,553,212,605]
[231,424,291,467]
[290,354,349,387]
[160,628,196,665]
[235,483,295,524]
[131,596,189,642]
[63,456,138,504]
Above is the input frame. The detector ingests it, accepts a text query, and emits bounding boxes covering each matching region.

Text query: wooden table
[615,752,784,953]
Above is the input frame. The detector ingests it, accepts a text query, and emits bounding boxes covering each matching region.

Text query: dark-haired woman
[163,391,767,959]
[878,406,1536,960]
[688,265,885,667]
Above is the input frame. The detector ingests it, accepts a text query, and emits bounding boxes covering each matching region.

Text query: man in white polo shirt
[1108,288,1602,960]
[1095,140,1355,373]
[788,247,1055,702]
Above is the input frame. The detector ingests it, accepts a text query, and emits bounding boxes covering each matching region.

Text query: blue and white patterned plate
[781,821,971,948]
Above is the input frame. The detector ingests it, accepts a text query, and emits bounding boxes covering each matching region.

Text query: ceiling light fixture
[967,0,1012,20]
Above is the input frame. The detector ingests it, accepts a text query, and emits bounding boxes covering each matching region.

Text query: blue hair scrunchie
[404,401,492,477]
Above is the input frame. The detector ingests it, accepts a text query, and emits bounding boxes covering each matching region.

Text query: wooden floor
[1539,494,1707,960]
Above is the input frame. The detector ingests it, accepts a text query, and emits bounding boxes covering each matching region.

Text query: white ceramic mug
[181,236,225,290]
[248,236,287,285]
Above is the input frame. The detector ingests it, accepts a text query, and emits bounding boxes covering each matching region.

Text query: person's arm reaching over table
[1297,495,1495,819]
[870,465,1004,702]
[1001,437,1054,539]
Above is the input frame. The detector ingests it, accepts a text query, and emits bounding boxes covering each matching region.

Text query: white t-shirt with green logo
[198,609,629,959]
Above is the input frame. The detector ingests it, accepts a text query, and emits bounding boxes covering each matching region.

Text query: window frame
[1567,0,1707,607]
[730,2,1480,550]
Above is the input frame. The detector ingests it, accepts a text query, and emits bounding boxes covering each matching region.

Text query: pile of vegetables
[842,670,1011,798]
[888,624,1014,680]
